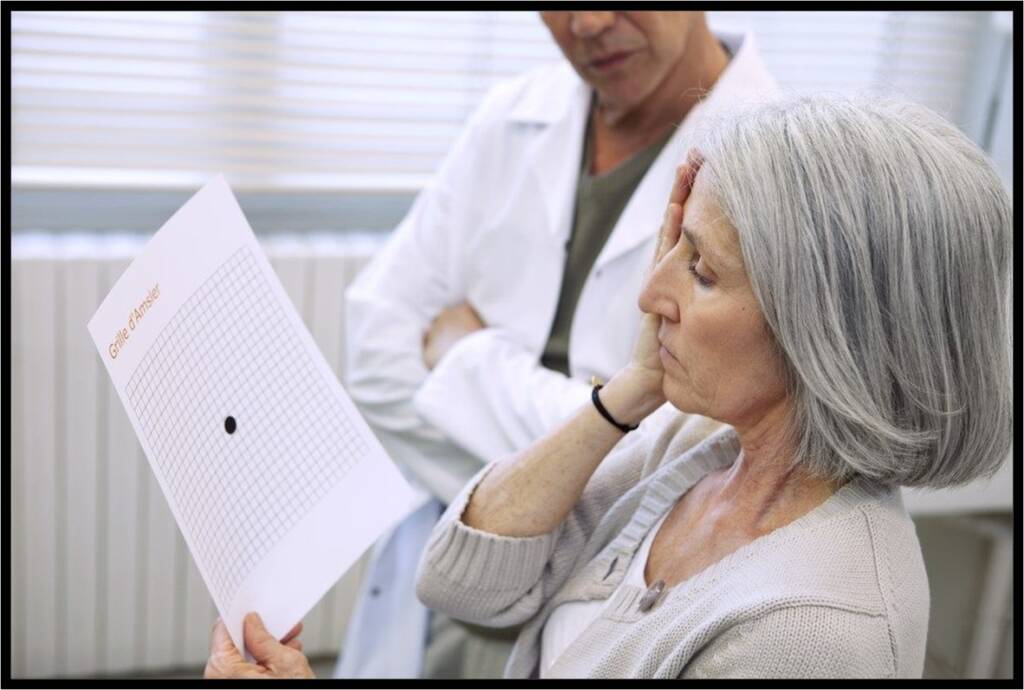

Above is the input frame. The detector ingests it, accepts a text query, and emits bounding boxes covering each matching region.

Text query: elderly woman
[205,94,1012,679]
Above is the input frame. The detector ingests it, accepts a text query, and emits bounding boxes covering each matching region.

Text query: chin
[662,378,704,417]
[594,79,654,113]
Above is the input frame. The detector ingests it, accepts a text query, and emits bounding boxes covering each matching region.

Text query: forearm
[344,292,438,438]
[413,329,594,462]
[462,369,663,537]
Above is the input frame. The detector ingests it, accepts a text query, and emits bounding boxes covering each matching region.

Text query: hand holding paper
[204,614,313,679]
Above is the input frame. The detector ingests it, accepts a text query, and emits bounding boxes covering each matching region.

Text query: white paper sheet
[87,175,421,656]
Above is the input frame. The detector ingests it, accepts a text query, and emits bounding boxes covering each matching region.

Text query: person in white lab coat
[335,12,778,679]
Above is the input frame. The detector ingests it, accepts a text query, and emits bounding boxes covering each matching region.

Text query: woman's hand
[422,301,485,370]
[603,156,702,424]
[459,155,704,539]
[204,613,314,679]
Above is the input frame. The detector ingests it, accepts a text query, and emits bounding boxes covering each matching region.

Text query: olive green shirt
[540,110,672,375]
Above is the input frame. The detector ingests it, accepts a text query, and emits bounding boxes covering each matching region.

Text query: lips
[659,345,678,371]
[588,50,633,71]
[658,340,679,366]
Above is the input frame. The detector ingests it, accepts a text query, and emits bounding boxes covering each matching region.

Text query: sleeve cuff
[420,461,563,593]
[414,328,497,415]
[412,328,514,460]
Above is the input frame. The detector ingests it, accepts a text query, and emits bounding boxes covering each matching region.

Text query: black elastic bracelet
[591,384,638,434]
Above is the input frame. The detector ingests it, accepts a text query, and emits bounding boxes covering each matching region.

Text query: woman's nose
[638,260,680,323]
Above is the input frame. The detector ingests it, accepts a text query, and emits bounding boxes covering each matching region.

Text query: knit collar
[602,434,889,621]
[558,423,887,604]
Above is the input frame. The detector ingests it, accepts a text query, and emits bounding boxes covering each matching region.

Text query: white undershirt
[539,508,671,678]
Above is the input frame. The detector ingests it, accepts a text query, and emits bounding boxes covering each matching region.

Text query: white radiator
[10,232,384,678]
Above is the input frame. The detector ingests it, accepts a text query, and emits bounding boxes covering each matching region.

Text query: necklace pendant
[638,579,666,612]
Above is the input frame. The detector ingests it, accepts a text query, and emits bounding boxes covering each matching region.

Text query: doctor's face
[638,173,791,431]
[540,11,701,114]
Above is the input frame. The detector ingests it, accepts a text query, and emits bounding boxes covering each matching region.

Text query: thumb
[243,612,282,664]
[210,618,236,655]
[632,313,664,373]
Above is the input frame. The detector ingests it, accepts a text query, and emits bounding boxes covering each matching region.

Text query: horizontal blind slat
[12,165,433,192]
[13,109,463,139]
[14,88,480,122]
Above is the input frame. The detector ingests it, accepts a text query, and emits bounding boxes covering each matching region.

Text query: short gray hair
[696,94,1013,488]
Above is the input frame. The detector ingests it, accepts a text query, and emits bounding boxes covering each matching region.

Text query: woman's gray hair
[696,93,1012,488]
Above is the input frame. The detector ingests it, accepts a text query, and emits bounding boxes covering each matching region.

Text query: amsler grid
[125,247,366,607]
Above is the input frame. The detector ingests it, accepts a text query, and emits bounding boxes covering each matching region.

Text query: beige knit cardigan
[415,410,930,678]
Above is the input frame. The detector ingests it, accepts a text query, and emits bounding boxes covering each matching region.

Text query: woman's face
[638,173,791,431]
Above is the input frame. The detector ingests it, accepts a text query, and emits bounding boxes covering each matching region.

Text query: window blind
[12,10,991,193]
[709,11,985,118]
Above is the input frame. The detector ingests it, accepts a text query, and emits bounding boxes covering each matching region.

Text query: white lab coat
[336,30,778,678]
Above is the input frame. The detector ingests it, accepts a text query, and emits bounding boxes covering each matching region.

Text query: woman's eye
[688,256,714,288]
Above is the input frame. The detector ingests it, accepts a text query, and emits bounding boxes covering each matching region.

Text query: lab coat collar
[506,30,776,252]
[509,62,592,243]
[594,29,777,270]
[507,61,587,126]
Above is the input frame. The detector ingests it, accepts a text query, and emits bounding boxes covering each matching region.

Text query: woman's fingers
[206,613,313,678]
[654,153,703,267]
[209,618,240,658]
[668,163,689,206]
[205,618,254,679]
[672,149,704,205]
[654,202,684,265]
[652,198,676,265]
[280,621,303,646]
[243,612,287,666]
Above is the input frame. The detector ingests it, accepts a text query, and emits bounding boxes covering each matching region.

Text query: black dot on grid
[224,416,237,434]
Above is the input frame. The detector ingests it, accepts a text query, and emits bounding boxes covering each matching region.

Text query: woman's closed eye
[688,253,715,288]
